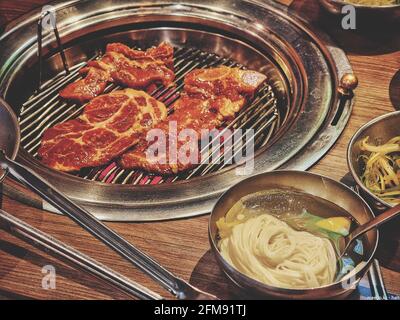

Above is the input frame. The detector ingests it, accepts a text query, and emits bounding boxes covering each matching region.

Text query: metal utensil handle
[0,209,162,300]
[373,259,389,300]
[0,153,182,297]
[37,10,69,91]
[349,203,400,244]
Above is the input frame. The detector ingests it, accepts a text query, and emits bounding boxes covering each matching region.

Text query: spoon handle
[348,203,400,243]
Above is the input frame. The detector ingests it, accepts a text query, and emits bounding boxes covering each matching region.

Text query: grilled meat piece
[119,66,267,174]
[59,42,175,103]
[38,89,168,172]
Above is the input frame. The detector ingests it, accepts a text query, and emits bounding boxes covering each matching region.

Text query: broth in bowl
[216,190,369,290]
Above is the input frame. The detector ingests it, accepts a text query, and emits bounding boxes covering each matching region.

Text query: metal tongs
[0,155,217,300]
[0,209,161,300]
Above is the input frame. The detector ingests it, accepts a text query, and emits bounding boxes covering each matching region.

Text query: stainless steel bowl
[319,0,400,25]
[208,170,378,299]
[348,111,400,210]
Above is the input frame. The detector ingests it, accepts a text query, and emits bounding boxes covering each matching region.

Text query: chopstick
[367,259,389,300]
[0,209,163,300]
[344,181,390,300]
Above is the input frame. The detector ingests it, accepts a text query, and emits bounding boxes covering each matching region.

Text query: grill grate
[18,46,283,185]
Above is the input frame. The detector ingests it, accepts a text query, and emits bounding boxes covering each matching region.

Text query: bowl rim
[326,0,400,9]
[347,110,400,209]
[208,170,379,295]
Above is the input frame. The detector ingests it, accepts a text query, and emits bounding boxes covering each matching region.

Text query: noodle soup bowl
[209,171,378,299]
[348,111,400,210]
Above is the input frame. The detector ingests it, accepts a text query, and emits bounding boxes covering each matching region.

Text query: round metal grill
[0,0,355,221]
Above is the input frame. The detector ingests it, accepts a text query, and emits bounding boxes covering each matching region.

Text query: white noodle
[219,214,337,289]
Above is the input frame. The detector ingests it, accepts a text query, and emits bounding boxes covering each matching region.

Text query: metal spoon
[339,203,400,258]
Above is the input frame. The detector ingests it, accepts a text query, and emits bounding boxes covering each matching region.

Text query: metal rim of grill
[0,0,355,221]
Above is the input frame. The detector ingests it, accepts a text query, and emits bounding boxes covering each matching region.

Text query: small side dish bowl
[319,0,400,25]
[347,111,400,210]
[208,171,378,299]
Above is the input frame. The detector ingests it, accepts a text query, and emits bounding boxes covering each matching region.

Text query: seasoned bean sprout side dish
[358,136,400,205]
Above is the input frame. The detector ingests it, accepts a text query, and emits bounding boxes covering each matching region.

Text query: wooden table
[0,0,399,300]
